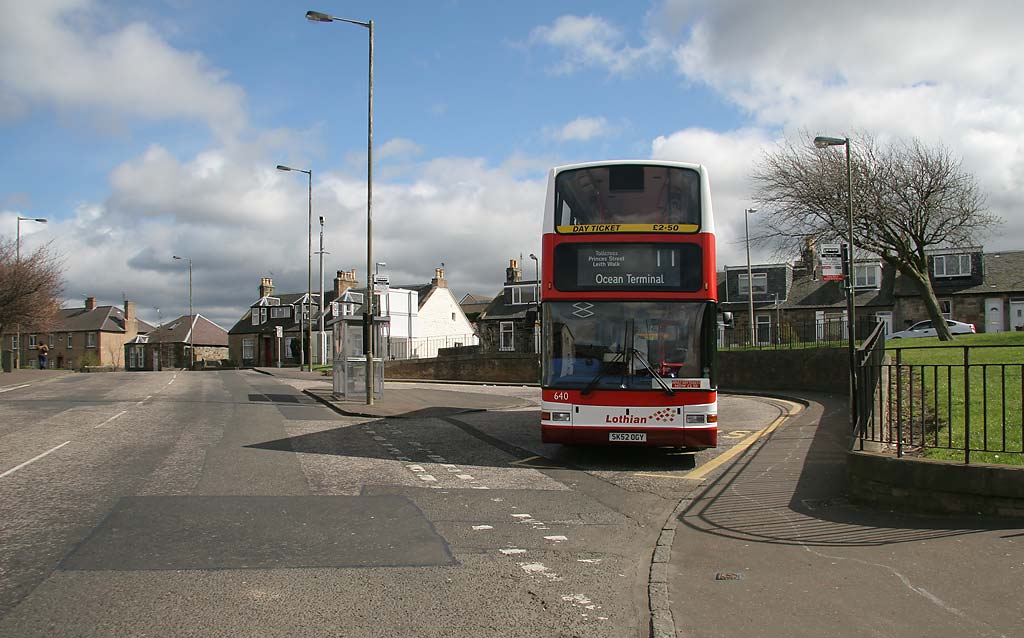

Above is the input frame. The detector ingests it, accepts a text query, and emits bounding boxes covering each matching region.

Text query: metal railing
[383,334,478,360]
[720,317,880,351]
[855,341,1024,464]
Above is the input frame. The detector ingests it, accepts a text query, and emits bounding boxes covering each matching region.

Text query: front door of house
[263,337,273,366]
[1010,299,1024,332]
[986,297,1005,333]
[875,311,893,336]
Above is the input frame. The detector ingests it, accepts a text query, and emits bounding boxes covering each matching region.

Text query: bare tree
[0,238,64,341]
[752,132,1000,340]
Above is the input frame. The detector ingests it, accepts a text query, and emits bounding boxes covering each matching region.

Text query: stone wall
[385,352,539,384]
[847,451,1024,517]
[718,348,849,393]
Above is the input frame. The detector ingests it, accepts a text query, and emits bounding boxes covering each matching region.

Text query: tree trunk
[897,263,954,340]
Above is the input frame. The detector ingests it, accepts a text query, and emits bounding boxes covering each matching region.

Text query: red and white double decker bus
[539,160,720,448]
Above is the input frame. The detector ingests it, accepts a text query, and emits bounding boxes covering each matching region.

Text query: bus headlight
[544,411,571,422]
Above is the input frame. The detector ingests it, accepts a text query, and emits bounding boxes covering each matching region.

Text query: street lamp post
[528,253,540,358]
[307,9,375,404]
[743,208,757,347]
[317,216,329,366]
[277,164,314,372]
[813,135,857,426]
[15,216,48,369]
[172,255,193,369]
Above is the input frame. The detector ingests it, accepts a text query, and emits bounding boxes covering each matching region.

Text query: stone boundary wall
[719,348,849,393]
[847,450,1024,517]
[384,353,538,384]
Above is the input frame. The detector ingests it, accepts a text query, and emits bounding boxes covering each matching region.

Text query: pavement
[254,367,536,418]
[248,368,1024,638]
[0,368,72,389]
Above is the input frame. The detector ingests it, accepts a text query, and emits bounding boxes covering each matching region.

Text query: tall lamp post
[528,253,541,358]
[743,208,757,347]
[317,216,329,366]
[307,9,375,404]
[813,134,856,426]
[277,163,314,372]
[15,216,48,369]
[172,255,193,369]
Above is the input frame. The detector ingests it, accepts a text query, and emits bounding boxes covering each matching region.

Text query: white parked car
[886,319,976,340]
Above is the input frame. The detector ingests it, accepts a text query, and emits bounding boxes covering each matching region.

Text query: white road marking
[136,395,152,405]
[470,485,490,489]
[544,535,568,542]
[577,558,603,564]
[519,562,560,580]
[499,548,526,555]
[418,474,437,482]
[472,525,493,531]
[511,513,532,519]
[407,465,425,472]
[0,441,72,479]
[373,436,386,441]
[0,383,32,394]
[95,410,128,428]
[456,474,475,480]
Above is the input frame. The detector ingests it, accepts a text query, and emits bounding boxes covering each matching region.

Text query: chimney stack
[431,266,448,289]
[334,269,358,296]
[85,296,97,311]
[505,259,522,284]
[259,277,274,298]
[124,300,138,338]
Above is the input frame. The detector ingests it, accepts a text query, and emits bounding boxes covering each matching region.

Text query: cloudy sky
[2,0,1022,328]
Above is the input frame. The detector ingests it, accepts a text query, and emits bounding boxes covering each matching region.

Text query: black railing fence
[855,340,1024,464]
[720,317,881,351]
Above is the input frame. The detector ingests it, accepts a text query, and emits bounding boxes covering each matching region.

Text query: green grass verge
[886,332,1024,465]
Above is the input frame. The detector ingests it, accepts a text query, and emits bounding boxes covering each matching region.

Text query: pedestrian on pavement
[38,343,49,369]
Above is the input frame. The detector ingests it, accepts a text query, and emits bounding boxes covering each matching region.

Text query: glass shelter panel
[542,301,707,390]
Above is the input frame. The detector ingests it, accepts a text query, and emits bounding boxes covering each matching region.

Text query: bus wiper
[581,351,624,396]
[631,349,675,396]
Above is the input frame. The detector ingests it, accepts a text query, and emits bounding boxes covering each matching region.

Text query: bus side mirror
[720,311,734,329]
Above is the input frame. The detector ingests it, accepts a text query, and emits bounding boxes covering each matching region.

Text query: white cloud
[0,0,246,136]
[552,116,611,142]
[377,138,425,161]
[528,14,665,75]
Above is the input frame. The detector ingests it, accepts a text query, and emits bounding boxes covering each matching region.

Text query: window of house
[48,334,55,347]
[933,254,971,278]
[499,321,515,351]
[11,335,18,351]
[939,299,953,320]
[737,273,768,296]
[270,306,291,319]
[29,334,37,349]
[509,285,537,305]
[261,307,268,323]
[451,312,456,321]
[87,333,97,348]
[66,333,73,348]
[251,308,260,326]
[242,338,254,361]
[756,315,772,345]
[854,264,881,288]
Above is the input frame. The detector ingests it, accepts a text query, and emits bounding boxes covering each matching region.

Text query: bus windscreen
[555,164,701,231]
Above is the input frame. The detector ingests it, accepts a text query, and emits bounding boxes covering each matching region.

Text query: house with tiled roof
[477,259,540,354]
[125,314,228,371]
[3,297,154,369]
[718,245,1024,346]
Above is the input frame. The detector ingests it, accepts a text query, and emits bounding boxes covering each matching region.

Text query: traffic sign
[820,243,844,281]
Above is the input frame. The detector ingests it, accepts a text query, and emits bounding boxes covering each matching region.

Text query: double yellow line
[637,400,802,481]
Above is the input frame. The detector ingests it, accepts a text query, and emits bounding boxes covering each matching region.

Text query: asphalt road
[0,371,783,637]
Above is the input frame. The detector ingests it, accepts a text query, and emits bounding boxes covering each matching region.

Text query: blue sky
[3,0,1022,327]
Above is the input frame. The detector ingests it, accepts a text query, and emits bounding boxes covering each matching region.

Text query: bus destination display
[553,243,702,292]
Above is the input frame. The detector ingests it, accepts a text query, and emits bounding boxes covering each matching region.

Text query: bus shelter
[328,314,387,400]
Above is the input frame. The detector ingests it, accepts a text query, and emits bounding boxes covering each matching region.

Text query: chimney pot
[85,296,97,311]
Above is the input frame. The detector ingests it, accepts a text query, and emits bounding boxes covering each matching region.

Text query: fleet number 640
[552,391,570,401]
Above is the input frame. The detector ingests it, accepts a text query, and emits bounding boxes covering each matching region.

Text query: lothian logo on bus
[605,414,647,424]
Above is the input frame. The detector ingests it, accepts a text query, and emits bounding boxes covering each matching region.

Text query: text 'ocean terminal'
[577,246,682,288]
